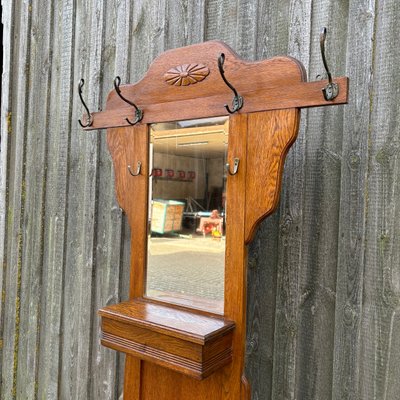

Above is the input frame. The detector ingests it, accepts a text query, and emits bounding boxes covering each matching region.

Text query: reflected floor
[147,234,225,305]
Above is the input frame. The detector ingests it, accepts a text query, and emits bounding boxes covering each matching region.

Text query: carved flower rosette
[164,63,210,86]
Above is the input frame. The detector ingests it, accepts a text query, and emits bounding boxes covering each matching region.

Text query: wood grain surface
[80,40,347,130]
[1,1,399,400]
[99,300,235,379]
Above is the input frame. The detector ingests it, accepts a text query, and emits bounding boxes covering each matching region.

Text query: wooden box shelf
[99,300,235,379]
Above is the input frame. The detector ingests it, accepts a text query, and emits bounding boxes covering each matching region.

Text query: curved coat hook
[114,76,144,125]
[320,27,339,101]
[78,79,93,127]
[127,161,142,176]
[225,158,240,176]
[218,53,244,114]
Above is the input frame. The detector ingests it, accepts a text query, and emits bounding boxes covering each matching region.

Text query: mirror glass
[146,116,228,313]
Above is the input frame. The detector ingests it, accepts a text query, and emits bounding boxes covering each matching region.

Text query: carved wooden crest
[164,63,210,86]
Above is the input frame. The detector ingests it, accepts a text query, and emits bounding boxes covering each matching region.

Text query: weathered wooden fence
[1,0,399,399]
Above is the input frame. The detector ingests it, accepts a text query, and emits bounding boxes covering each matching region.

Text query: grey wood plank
[58,0,105,398]
[356,1,400,399]
[331,1,376,399]
[129,0,168,82]
[35,1,76,398]
[14,0,54,398]
[0,0,15,386]
[0,1,32,398]
[255,0,290,59]
[165,0,206,46]
[246,213,280,400]
[232,2,287,400]
[89,1,123,399]
[271,1,313,399]
[204,0,238,47]
[293,3,349,400]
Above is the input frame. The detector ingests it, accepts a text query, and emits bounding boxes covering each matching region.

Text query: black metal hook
[225,158,240,176]
[127,161,142,176]
[320,27,339,101]
[218,53,244,114]
[78,79,93,127]
[114,76,144,125]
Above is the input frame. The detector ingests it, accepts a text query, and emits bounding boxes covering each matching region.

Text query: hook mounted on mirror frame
[320,27,339,101]
[218,53,244,114]
[128,161,142,176]
[78,79,93,128]
[114,76,144,125]
[225,158,240,176]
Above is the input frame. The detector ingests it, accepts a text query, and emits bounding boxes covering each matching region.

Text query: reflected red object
[178,170,185,179]
[152,168,162,177]
[188,171,196,179]
[166,169,175,178]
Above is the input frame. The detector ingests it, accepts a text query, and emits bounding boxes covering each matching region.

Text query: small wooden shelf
[99,300,235,379]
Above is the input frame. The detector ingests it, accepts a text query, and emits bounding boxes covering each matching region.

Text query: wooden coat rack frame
[79,30,348,400]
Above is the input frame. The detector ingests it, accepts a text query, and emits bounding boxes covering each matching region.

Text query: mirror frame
[80,40,348,400]
[145,117,229,313]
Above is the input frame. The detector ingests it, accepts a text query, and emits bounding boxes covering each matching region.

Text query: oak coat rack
[80,33,348,400]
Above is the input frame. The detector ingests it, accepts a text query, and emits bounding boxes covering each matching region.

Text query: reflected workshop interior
[146,116,228,312]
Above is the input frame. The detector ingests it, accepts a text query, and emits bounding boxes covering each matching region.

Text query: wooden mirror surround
[81,41,348,399]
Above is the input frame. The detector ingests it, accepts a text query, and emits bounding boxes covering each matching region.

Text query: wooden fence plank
[0,0,15,389]
[271,1,312,399]
[205,0,238,47]
[35,1,76,398]
[58,0,105,398]
[90,1,126,399]
[244,3,291,399]
[293,2,349,400]
[357,1,400,399]
[0,1,32,398]
[332,1,376,399]
[15,0,53,398]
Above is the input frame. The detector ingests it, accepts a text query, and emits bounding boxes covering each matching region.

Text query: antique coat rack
[79,29,348,400]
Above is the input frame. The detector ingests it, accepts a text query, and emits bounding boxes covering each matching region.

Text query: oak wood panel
[107,125,149,400]
[100,301,234,343]
[106,125,149,299]
[83,78,348,130]
[244,109,300,243]
[223,113,249,399]
[99,301,234,379]
[80,41,348,131]
[102,332,232,380]
[102,99,302,397]
[104,113,251,398]
[106,42,306,109]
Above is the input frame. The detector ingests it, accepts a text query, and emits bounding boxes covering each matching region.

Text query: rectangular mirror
[146,116,229,313]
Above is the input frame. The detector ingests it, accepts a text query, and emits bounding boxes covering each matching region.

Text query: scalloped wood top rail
[79,41,348,129]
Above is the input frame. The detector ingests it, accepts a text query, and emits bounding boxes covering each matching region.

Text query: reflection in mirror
[146,117,229,313]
